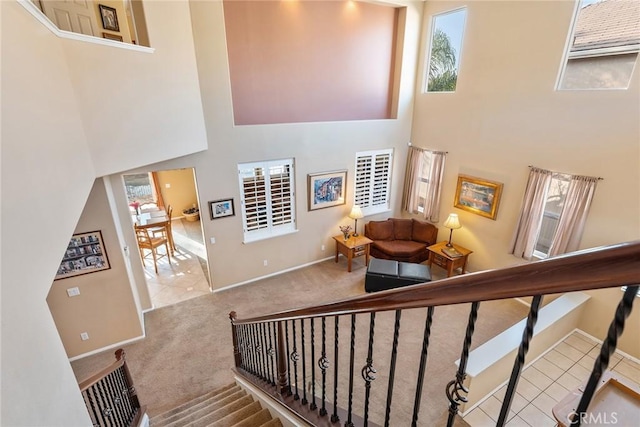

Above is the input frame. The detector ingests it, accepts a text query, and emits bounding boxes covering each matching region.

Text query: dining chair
[134,225,171,274]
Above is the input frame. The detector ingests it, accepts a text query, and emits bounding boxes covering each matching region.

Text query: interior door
[41,0,99,37]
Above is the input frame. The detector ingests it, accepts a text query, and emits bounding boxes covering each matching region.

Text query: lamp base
[446,242,453,247]
[352,233,359,237]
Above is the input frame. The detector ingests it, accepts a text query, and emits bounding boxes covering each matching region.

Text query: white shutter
[238,159,296,242]
[354,149,393,215]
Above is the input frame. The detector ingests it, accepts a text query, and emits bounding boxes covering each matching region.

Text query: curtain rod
[528,165,603,180]
[408,142,448,154]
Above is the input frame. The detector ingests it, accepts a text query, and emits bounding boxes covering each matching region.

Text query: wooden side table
[332,235,373,272]
[426,241,473,277]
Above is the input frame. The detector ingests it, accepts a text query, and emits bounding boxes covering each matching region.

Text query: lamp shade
[349,205,364,220]
[443,213,461,230]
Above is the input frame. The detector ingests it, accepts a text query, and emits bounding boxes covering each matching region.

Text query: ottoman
[364,258,431,292]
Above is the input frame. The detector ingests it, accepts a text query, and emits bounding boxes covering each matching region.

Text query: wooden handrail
[232,240,640,324]
[78,349,126,392]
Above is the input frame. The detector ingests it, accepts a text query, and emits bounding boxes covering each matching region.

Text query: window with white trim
[238,159,296,243]
[354,149,393,216]
[533,174,571,259]
[557,0,639,90]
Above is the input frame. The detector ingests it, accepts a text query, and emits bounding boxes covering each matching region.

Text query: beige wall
[413,1,639,356]
[47,179,143,359]
[156,168,199,216]
[93,0,133,43]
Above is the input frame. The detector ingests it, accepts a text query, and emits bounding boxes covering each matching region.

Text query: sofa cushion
[412,219,437,244]
[392,218,413,241]
[367,220,394,241]
[373,240,426,257]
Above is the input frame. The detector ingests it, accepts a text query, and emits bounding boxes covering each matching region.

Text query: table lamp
[443,213,461,247]
[349,205,364,236]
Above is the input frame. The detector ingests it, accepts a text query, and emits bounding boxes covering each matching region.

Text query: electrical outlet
[210,237,216,244]
[263,260,268,267]
[165,183,171,188]
[80,332,89,341]
[67,287,80,297]
[321,245,325,251]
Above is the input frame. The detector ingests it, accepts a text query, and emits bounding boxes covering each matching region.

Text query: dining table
[132,210,176,253]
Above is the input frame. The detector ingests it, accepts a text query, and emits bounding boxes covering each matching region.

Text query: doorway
[124,168,211,309]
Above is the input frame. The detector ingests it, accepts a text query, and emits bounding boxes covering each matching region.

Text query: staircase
[150,382,283,427]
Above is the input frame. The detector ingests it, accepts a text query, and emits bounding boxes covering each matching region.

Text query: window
[533,174,571,258]
[402,147,446,222]
[238,159,296,243]
[424,8,467,93]
[354,149,393,216]
[558,0,639,90]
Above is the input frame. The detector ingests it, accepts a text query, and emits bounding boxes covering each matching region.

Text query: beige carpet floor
[71,258,530,426]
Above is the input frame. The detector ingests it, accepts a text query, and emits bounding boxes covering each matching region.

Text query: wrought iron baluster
[285,320,293,396]
[240,324,249,372]
[319,316,329,417]
[310,317,318,411]
[256,323,266,381]
[260,323,268,382]
[362,312,377,426]
[346,313,357,427]
[570,285,638,427]
[84,388,101,427]
[446,301,480,427]
[331,315,340,423]
[497,295,543,426]
[267,321,276,386]
[301,319,308,405]
[106,372,126,426]
[412,306,434,426]
[249,324,257,376]
[385,309,402,427]
[115,366,134,422]
[291,319,300,400]
[96,379,113,425]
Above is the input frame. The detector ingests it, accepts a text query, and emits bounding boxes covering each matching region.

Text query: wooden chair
[134,225,171,274]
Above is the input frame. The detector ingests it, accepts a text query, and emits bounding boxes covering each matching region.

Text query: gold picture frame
[454,174,503,220]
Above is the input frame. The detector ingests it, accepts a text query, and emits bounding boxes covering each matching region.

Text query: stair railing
[78,349,145,427]
[229,241,639,426]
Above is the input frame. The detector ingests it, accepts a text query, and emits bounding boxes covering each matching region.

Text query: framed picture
[55,231,110,280]
[308,170,347,211]
[454,174,503,220]
[99,4,119,32]
[209,198,235,219]
[102,32,123,42]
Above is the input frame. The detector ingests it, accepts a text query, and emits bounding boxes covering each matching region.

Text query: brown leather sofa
[364,218,438,263]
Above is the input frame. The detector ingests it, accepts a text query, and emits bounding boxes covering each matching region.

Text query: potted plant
[183,206,200,222]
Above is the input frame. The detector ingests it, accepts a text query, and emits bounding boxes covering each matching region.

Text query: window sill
[243,229,299,244]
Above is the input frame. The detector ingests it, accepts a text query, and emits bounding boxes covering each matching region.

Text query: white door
[41,0,99,37]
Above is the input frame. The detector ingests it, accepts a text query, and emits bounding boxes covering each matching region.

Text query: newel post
[276,320,289,394]
[115,349,140,409]
[229,312,242,368]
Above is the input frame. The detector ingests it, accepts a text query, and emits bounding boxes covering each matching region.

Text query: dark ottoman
[365,258,431,292]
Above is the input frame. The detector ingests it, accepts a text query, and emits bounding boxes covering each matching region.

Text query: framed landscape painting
[308,170,347,211]
[55,231,110,280]
[454,174,503,220]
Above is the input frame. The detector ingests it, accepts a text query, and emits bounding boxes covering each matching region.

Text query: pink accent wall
[224,0,398,125]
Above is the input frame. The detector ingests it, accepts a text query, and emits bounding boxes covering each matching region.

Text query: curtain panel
[401,146,446,222]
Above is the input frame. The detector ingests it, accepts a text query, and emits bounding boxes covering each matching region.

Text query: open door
[41,0,100,36]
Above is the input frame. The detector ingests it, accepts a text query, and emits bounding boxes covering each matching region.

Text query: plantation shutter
[354,149,393,216]
[238,159,296,242]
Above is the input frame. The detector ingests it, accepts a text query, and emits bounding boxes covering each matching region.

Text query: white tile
[565,332,597,353]
[612,359,640,383]
[479,395,503,421]
[557,372,582,391]
[555,342,585,362]
[505,414,531,427]
[531,392,557,415]
[544,349,575,371]
[463,408,496,427]
[515,377,542,402]
[544,382,570,402]
[522,366,554,391]
[533,357,565,380]
[577,354,596,370]
[510,392,529,414]
[567,362,591,382]
[518,403,557,427]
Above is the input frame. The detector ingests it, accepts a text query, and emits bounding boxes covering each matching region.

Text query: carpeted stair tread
[210,400,262,427]
[231,408,273,427]
[184,394,255,427]
[150,383,240,425]
[154,389,249,426]
[259,419,283,427]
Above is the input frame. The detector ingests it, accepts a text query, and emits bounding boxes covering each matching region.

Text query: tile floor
[140,219,211,309]
[462,330,640,426]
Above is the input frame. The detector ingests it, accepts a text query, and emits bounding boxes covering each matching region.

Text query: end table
[426,241,473,277]
[332,235,373,272]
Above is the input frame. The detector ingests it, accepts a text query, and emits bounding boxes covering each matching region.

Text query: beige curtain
[402,147,422,213]
[548,175,598,256]
[401,147,446,222]
[151,171,165,209]
[509,167,553,259]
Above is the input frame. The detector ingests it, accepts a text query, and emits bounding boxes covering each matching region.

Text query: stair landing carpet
[151,382,283,427]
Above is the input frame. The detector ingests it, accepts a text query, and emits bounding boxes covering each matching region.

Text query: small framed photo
[209,198,235,220]
[102,32,123,42]
[55,231,110,280]
[99,4,119,32]
[308,170,347,211]
[454,174,503,220]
